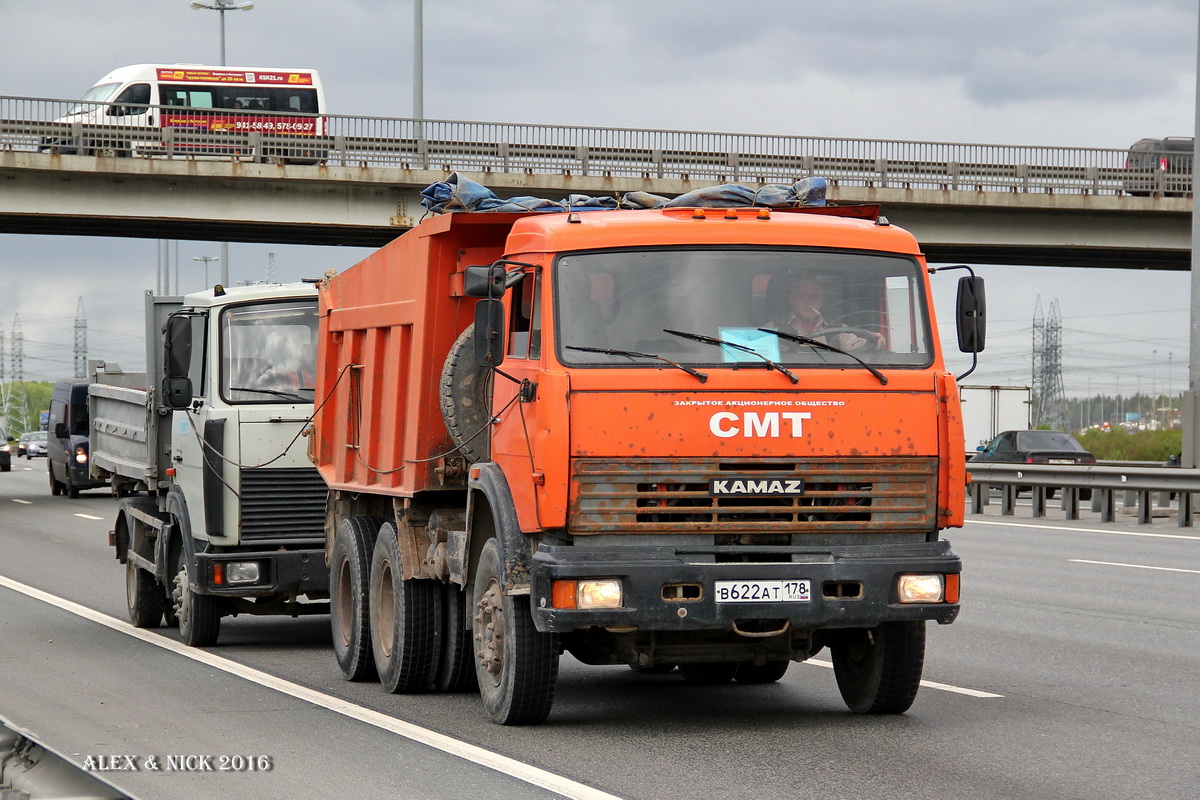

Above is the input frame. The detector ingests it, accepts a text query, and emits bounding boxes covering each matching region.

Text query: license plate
[714,580,811,603]
[1048,458,1075,464]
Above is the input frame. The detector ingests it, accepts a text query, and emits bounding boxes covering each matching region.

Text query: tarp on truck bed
[419,172,828,214]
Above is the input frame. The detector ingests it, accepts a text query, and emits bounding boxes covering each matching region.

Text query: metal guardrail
[0,95,1193,196]
[967,462,1199,527]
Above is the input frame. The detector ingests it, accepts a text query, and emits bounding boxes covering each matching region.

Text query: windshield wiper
[227,386,312,402]
[566,345,708,383]
[756,328,888,385]
[662,329,798,384]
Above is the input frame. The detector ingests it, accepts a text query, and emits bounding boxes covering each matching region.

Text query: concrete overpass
[0,150,1190,269]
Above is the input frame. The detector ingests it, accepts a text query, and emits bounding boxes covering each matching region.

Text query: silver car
[18,431,48,459]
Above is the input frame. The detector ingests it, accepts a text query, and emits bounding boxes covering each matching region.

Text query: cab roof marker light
[691,208,706,220]
[724,209,739,220]
[756,208,771,220]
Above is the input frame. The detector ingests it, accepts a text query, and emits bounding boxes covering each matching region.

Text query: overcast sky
[0,0,1195,403]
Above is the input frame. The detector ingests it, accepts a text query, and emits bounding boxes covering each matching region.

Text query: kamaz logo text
[708,411,812,438]
[710,479,805,497]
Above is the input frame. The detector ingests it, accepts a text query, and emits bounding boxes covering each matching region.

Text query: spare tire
[439,325,493,463]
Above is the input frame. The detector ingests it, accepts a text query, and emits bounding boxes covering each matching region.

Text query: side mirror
[162,377,194,410]
[474,299,506,367]
[54,423,68,439]
[956,275,986,353]
[464,265,508,298]
[164,314,193,379]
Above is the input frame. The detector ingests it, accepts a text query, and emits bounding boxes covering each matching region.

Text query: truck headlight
[551,578,623,609]
[897,574,945,603]
[222,561,262,585]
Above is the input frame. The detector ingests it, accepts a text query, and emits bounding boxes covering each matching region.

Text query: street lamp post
[193,256,220,290]
[190,0,249,286]
[190,0,254,67]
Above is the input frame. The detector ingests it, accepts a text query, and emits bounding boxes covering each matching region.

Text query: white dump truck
[90,283,328,645]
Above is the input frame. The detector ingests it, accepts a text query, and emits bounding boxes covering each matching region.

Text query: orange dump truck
[312,197,985,724]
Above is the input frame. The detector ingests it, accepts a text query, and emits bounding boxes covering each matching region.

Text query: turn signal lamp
[897,574,946,604]
[551,579,623,609]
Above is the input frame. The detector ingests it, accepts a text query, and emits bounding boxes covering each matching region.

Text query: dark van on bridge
[48,378,107,498]
[1124,136,1193,196]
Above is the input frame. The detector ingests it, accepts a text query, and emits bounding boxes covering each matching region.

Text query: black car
[0,437,12,472]
[1124,136,1193,197]
[971,429,1096,466]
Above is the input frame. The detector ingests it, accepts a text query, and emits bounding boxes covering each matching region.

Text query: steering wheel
[806,326,882,352]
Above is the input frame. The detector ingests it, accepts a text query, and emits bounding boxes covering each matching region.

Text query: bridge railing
[967,462,1199,527]
[0,94,1191,196]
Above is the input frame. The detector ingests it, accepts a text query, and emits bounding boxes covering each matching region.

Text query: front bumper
[531,539,960,633]
[194,547,328,597]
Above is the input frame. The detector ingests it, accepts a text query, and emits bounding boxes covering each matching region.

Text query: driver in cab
[769,276,884,352]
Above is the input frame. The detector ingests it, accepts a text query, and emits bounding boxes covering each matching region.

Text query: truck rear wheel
[471,538,559,725]
[369,523,440,693]
[331,516,382,681]
[434,582,478,693]
[679,663,739,685]
[173,553,222,647]
[734,660,790,684]
[126,560,165,628]
[831,621,925,714]
[439,325,492,463]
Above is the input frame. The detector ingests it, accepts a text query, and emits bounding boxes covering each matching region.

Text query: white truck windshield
[221,299,318,403]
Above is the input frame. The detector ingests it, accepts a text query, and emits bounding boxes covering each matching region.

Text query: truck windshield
[555,248,933,369]
[220,299,318,404]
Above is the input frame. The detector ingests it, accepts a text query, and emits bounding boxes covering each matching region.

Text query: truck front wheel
[330,515,382,681]
[126,560,165,628]
[369,523,440,693]
[471,538,559,725]
[831,621,925,714]
[173,553,222,647]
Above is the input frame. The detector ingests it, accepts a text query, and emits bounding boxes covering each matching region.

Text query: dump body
[315,204,971,723]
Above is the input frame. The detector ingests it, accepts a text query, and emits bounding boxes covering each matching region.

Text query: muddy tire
[439,325,492,463]
[472,538,558,724]
[369,523,441,693]
[434,581,478,693]
[331,515,383,681]
[126,560,165,628]
[831,621,925,714]
[173,552,222,647]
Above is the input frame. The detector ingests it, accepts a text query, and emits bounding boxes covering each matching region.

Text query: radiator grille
[570,458,937,534]
[239,467,327,542]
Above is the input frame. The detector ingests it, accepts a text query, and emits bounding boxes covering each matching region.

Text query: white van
[42,64,327,163]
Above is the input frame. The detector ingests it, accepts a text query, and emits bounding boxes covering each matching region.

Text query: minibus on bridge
[40,64,327,164]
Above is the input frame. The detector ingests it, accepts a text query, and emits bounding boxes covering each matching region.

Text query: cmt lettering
[709,411,812,438]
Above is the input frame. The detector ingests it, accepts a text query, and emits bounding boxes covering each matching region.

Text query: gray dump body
[88,294,182,490]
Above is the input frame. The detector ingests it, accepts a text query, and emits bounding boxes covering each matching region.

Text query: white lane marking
[0,575,622,800]
[805,658,1003,698]
[74,514,105,521]
[11,499,31,504]
[1071,559,1200,575]
[969,518,1200,542]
